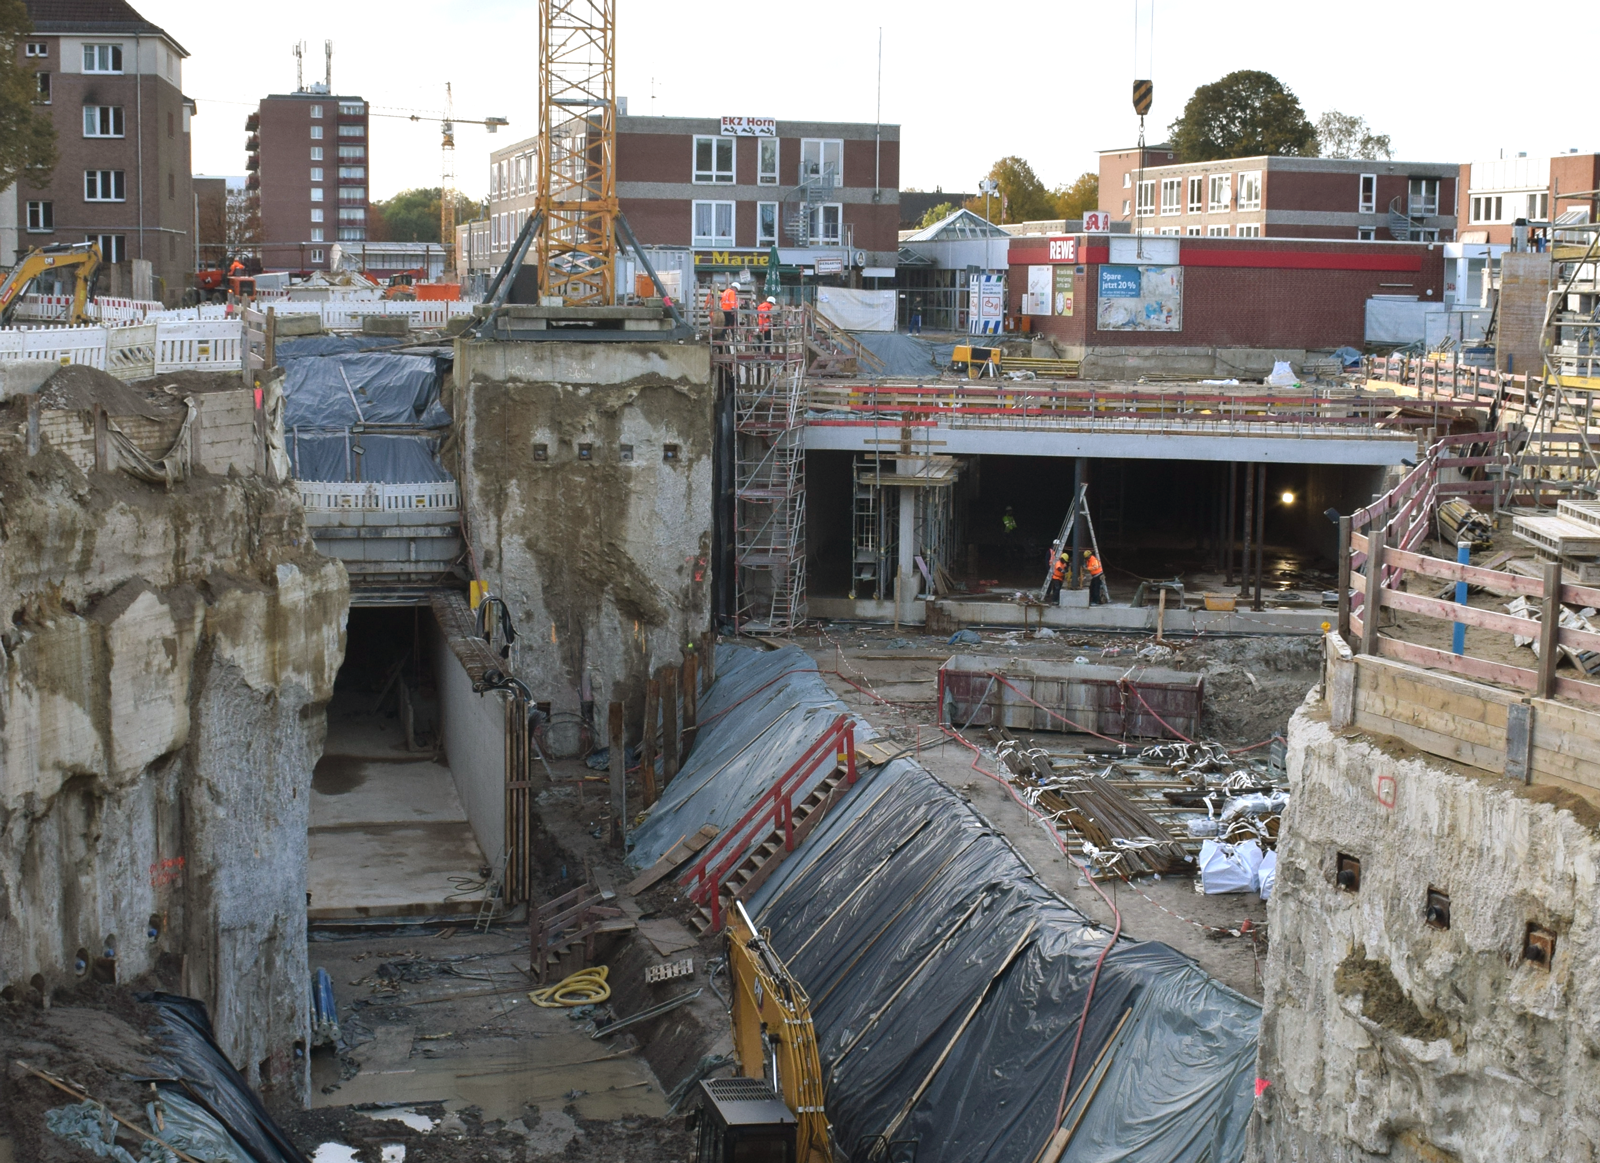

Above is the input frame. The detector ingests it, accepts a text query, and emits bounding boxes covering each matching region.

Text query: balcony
[245,154,259,172]
[246,134,260,152]
[244,112,259,132]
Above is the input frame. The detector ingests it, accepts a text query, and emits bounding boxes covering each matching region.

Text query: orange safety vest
[1084,553,1103,577]
[757,301,774,326]
[721,286,740,312]
[1050,554,1068,582]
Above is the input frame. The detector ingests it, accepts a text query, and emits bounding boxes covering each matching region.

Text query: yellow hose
[528,965,611,1008]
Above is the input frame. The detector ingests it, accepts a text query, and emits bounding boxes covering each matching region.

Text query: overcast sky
[146,0,1591,203]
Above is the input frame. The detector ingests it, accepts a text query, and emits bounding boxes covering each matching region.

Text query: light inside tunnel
[1281,491,1296,505]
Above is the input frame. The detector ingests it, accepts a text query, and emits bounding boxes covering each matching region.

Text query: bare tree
[1316,111,1393,160]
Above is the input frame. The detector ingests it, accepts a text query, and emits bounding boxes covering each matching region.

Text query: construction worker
[1083,549,1106,605]
[757,295,776,347]
[1045,543,1068,604]
[1002,506,1017,534]
[720,281,740,343]
[704,284,720,333]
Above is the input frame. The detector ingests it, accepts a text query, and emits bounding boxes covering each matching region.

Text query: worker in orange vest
[1083,549,1106,604]
[704,285,720,332]
[1045,543,1068,604]
[756,295,775,347]
[719,282,740,342]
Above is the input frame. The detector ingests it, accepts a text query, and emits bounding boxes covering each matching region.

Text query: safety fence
[1368,352,1600,429]
[295,480,459,512]
[808,382,1482,439]
[0,319,245,380]
[13,293,166,324]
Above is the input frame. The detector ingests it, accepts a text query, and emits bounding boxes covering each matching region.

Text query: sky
[145,0,1594,204]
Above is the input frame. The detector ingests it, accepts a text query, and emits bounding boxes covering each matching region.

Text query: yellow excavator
[687,901,830,1163]
[0,242,102,327]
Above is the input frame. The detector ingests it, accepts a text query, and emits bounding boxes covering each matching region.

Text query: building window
[338,145,364,160]
[310,187,324,202]
[1123,172,1132,188]
[337,124,365,137]
[25,41,47,56]
[83,169,125,201]
[82,104,124,137]
[1206,224,1229,237]
[1122,199,1130,215]
[757,201,778,246]
[339,186,365,202]
[1185,224,1202,236]
[310,248,325,262]
[1528,191,1549,220]
[337,227,365,241]
[1356,173,1377,215]
[82,44,123,73]
[1415,228,1440,242]
[808,203,842,244]
[1158,226,1181,236]
[1208,173,1231,211]
[1236,223,1261,237]
[692,200,734,246]
[1357,227,1376,240]
[310,167,324,181]
[311,125,323,140]
[693,135,734,184]
[167,172,174,199]
[310,208,324,223]
[35,72,49,102]
[1135,179,1155,217]
[1187,175,1203,212]
[800,139,842,183]
[759,138,779,185]
[338,166,366,179]
[310,227,324,242]
[338,207,366,222]
[1237,171,1262,211]
[166,110,173,137]
[26,201,52,231]
[89,233,125,262]
[1160,178,1181,215]
[1408,177,1439,217]
[310,105,323,118]
[310,146,323,161]
[339,101,364,116]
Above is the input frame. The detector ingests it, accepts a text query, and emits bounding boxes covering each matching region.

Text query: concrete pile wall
[1252,690,1600,1162]
[453,339,713,755]
[0,412,347,1100]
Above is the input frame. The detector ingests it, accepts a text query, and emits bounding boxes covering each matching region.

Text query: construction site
[4,2,1600,1162]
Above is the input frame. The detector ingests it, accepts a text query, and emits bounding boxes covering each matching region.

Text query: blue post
[1453,540,1470,655]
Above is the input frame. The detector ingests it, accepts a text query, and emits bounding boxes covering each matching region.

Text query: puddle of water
[312,1146,359,1163]
[365,1108,436,1133]
[312,1024,668,1122]
[381,1147,406,1163]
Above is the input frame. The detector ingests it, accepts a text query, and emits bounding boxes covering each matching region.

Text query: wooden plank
[1379,586,1550,639]
[1528,698,1600,766]
[1361,526,1385,655]
[623,824,720,896]
[1550,674,1600,710]
[1351,702,1507,773]
[1374,636,1538,691]
[1382,545,1544,597]
[1539,563,1562,700]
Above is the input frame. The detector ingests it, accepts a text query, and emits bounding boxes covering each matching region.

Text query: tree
[1169,70,1318,161]
[1052,172,1099,219]
[963,157,1056,224]
[369,187,482,242]
[225,189,261,255]
[919,201,956,228]
[0,0,58,190]
[1315,110,1392,160]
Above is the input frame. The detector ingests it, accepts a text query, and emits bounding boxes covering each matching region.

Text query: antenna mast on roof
[325,40,333,92]
[293,40,305,92]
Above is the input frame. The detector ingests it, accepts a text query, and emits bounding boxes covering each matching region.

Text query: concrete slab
[310,756,465,827]
[308,821,484,918]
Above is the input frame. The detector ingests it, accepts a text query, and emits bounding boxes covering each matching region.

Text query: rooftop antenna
[293,40,305,92]
[324,39,332,92]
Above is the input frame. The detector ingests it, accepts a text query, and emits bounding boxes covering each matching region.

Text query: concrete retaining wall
[431,616,508,866]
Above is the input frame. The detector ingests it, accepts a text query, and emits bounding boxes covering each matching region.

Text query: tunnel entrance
[308,606,490,920]
[808,451,1385,605]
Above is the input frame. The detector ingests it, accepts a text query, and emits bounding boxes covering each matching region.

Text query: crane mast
[537,0,617,305]
[441,83,457,273]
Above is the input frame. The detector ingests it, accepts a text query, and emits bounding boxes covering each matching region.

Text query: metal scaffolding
[537,0,616,306]
[721,306,808,632]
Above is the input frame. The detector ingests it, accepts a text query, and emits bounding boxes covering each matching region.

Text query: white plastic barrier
[0,318,247,378]
[297,480,459,512]
[0,324,109,368]
[107,323,158,380]
[154,320,243,373]
[14,294,165,324]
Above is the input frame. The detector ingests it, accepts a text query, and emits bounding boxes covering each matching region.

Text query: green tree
[1315,110,1392,160]
[1052,172,1099,219]
[963,157,1056,224]
[919,201,956,228]
[0,0,58,191]
[1169,70,1318,161]
[369,187,483,242]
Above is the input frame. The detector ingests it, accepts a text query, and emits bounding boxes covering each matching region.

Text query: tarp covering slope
[627,645,870,870]
[655,644,1259,1162]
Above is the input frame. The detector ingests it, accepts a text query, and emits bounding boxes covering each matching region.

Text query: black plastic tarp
[744,762,1259,1162]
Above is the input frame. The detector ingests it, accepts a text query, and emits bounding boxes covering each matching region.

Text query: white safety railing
[14,294,166,324]
[156,320,243,373]
[297,480,459,512]
[0,319,247,378]
[0,323,110,368]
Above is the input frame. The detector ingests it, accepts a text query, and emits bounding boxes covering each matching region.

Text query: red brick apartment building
[250,88,370,272]
[1008,233,1445,351]
[4,0,194,302]
[479,114,900,284]
[1458,151,1600,244]
[1099,145,1459,242]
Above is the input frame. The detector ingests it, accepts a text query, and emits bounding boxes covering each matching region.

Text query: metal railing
[296,480,459,511]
